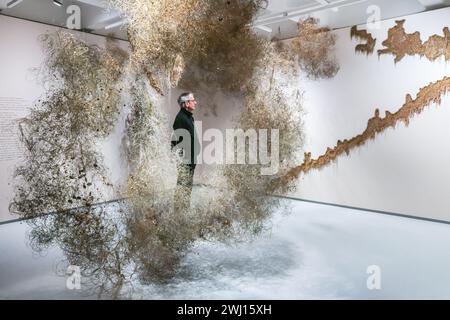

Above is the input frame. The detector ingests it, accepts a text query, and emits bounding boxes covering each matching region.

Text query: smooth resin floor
[1,197,450,299]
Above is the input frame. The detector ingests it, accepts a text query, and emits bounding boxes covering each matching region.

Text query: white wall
[0,15,130,222]
[285,7,450,221]
[169,7,450,222]
[2,7,450,223]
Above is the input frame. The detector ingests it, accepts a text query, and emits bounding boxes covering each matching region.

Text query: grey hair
[177,92,194,108]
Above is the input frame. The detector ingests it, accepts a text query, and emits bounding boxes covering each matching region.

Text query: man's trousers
[174,163,195,213]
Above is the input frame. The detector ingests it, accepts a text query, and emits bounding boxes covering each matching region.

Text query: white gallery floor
[1,197,450,299]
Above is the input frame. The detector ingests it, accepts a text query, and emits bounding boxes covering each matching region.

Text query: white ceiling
[0,0,449,41]
[253,0,450,39]
[0,0,127,39]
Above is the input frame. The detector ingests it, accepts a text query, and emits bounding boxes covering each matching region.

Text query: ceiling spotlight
[255,25,272,33]
[105,19,125,30]
[6,0,24,8]
[53,0,63,7]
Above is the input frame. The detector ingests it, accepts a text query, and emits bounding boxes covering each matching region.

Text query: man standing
[171,92,200,212]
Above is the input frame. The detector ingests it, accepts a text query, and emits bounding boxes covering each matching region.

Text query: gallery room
[1,0,450,302]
